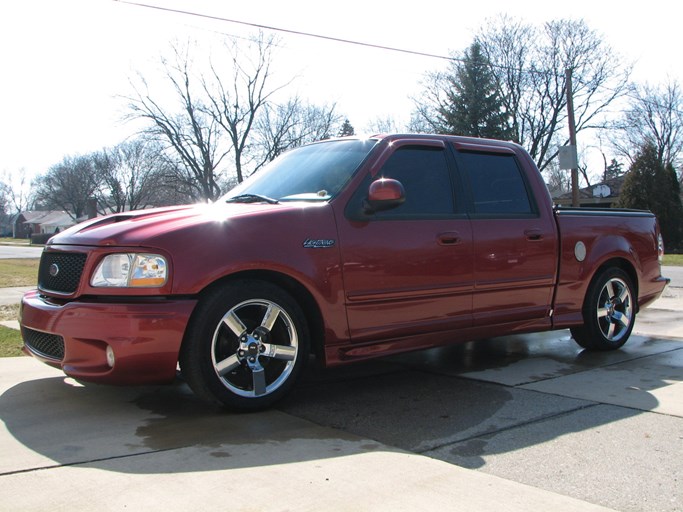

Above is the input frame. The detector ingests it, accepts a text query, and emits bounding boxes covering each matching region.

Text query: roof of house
[553,175,627,201]
[19,210,75,226]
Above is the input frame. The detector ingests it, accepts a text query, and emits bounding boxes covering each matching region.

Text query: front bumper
[20,290,198,385]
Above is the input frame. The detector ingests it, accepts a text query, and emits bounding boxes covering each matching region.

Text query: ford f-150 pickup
[20,134,670,409]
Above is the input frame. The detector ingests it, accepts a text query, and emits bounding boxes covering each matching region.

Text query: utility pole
[565,68,580,207]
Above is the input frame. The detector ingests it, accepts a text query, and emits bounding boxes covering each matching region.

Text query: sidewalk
[0,286,32,307]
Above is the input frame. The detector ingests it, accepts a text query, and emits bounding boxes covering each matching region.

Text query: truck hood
[48,203,303,248]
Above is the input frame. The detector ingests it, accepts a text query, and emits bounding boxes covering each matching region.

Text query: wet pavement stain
[280,368,519,452]
[448,439,490,467]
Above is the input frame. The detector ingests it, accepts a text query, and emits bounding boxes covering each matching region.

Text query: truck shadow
[1,330,680,474]
[279,330,681,469]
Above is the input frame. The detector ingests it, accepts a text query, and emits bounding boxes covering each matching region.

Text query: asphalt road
[665,265,683,287]
[0,244,43,259]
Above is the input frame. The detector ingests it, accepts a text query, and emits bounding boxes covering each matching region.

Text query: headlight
[91,253,168,288]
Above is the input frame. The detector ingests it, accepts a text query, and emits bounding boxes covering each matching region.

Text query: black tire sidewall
[180,280,309,410]
[579,267,635,350]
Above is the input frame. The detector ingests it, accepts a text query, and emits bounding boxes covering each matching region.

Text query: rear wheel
[180,280,309,410]
[570,268,636,350]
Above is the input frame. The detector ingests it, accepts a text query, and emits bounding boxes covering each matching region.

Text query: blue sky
[1,0,680,180]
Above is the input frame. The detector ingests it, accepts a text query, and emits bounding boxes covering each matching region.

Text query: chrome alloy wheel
[595,277,633,343]
[211,299,298,398]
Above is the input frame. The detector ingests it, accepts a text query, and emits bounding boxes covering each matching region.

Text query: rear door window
[458,151,535,216]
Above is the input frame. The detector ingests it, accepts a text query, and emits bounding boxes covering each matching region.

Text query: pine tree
[338,119,355,137]
[618,144,683,251]
[437,42,512,140]
[655,161,683,251]
[603,159,624,181]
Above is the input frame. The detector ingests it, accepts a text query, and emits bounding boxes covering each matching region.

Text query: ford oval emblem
[49,263,60,277]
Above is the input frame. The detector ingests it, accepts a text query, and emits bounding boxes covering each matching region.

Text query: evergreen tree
[437,41,512,139]
[338,119,355,137]
[655,161,683,251]
[618,144,683,251]
[603,159,624,181]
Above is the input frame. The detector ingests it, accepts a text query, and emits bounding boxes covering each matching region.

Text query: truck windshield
[223,138,378,202]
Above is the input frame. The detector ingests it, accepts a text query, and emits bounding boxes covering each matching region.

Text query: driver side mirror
[363,178,406,214]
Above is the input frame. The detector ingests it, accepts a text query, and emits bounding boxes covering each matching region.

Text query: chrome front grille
[38,252,87,294]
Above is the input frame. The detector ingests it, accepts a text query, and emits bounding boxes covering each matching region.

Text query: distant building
[552,176,626,208]
[13,211,76,238]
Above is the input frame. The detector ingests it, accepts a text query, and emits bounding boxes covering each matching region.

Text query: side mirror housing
[363,178,406,214]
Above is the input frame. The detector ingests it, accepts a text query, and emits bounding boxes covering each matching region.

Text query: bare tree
[612,80,683,173]
[0,169,35,215]
[94,139,181,213]
[253,97,341,167]
[124,41,230,202]
[34,155,103,220]
[478,17,631,171]
[545,161,571,196]
[364,115,402,135]
[125,33,287,195]
[414,17,631,172]
[202,32,289,183]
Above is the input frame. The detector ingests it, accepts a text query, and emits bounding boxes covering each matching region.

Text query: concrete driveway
[0,272,681,511]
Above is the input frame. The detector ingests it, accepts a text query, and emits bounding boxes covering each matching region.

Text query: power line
[113,1,568,78]
[114,0,456,63]
[115,1,683,117]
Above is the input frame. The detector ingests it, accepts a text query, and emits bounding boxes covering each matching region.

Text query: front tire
[570,268,636,351]
[180,280,309,410]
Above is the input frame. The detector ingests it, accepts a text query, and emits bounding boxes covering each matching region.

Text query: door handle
[437,232,462,245]
[524,229,543,241]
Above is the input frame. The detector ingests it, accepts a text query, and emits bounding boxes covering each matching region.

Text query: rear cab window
[454,144,537,218]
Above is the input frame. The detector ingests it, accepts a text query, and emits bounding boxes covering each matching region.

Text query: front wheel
[180,280,309,410]
[570,268,636,351]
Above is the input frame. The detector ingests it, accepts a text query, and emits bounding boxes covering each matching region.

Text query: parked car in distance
[20,134,670,410]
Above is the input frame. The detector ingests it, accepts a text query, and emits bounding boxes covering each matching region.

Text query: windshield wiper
[225,194,279,204]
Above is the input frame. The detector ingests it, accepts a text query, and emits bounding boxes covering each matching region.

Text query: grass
[0,259,39,287]
[0,237,29,245]
[0,304,24,357]
[663,254,683,266]
[0,326,24,357]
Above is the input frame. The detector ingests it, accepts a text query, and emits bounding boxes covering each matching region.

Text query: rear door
[337,139,474,342]
[452,143,557,327]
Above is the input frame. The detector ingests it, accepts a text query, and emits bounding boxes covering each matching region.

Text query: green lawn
[0,326,24,357]
[0,304,24,357]
[663,254,683,266]
[0,259,39,287]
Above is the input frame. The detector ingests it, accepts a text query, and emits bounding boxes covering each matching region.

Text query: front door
[337,141,474,343]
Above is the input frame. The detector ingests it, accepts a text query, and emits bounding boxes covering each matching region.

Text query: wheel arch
[587,257,639,311]
[188,270,326,362]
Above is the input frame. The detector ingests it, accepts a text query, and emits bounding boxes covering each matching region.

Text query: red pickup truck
[20,134,670,409]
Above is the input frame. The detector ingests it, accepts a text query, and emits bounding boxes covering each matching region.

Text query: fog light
[106,345,115,368]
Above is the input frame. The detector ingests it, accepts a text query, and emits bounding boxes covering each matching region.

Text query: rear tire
[570,268,636,351]
[180,280,309,410]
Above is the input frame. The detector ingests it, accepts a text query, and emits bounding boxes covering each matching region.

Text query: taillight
[657,233,665,264]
